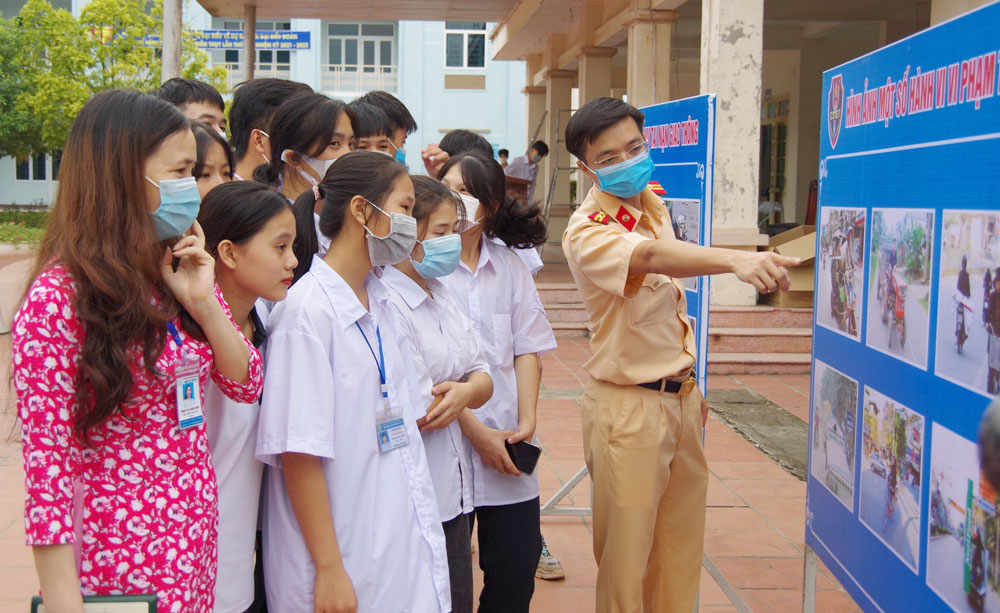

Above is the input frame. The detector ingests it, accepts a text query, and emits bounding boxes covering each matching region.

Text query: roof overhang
[193,0,519,22]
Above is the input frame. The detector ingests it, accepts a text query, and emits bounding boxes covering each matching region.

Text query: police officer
[561,97,800,613]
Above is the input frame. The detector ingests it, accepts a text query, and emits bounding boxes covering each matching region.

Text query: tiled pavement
[0,332,858,612]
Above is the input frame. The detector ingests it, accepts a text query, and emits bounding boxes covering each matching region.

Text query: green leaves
[0,0,228,157]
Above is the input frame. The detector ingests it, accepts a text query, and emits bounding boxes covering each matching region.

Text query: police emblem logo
[828,74,844,149]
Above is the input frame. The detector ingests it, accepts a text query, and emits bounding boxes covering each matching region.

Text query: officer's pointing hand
[733,252,802,294]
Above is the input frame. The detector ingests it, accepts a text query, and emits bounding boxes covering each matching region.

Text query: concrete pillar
[160,0,182,82]
[543,69,575,263]
[243,5,257,81]
[700,0,766,306]
[930,0,991,25]
[524,84,547,199]
[578,47,616,199]
[626,11,675,108]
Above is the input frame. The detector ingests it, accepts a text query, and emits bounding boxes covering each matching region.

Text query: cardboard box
[763,225,816,307]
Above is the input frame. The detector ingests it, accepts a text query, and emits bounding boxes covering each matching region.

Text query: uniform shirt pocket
[629,274,673,327]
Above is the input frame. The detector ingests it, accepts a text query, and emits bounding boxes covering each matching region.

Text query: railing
[319,64,398,95]
[224,63,292,90]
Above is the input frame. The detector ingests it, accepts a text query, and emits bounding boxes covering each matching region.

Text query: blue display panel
[640,94,716,393]
[810,5,1000,610]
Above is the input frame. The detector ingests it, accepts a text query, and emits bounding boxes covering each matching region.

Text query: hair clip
[312,185,321,202]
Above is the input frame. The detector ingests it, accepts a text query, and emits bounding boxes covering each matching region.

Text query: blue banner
[640,94,716,394]
[145,30,311,50]
[810,3,1000,610]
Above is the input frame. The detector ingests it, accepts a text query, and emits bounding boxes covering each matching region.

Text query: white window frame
[325,21,396,73]
[443,22,488,71]
[14,154,50,182]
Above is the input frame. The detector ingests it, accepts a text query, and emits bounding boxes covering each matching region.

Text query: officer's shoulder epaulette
[588,211,611,225]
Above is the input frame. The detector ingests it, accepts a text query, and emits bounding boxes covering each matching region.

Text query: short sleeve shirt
[442,239,557,507]
[256,256,450,613]
[561,186,696,385]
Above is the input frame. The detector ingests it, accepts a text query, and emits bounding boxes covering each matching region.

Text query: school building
[0,0,528,210]
[3,0,995,305]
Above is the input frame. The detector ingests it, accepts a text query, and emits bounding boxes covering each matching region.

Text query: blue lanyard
[166,321,183,347]
[355,321,388,400]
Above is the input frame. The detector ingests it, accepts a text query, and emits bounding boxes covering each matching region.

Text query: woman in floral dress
[12,89,263,612]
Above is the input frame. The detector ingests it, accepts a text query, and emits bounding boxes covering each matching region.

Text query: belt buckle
[679,377,696,396]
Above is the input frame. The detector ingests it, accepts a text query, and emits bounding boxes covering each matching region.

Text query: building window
[444,22,486,69]
[327,22,394,74]
[15,153,50,181]
[759,96,789,205]
[322,21,397,93]
[214,19,292,75]
[15,156,29,181]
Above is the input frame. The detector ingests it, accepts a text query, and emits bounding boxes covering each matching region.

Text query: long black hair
[198,181,294,257]
[291,150,408,282]
[438,152,547,249]
[252,93,355,187]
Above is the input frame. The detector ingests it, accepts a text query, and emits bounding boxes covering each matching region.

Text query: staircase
[707,306,813,374]
[537,283,589,338]
[537,283,813,373]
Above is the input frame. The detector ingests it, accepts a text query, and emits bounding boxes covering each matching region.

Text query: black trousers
[444,512,475,613]
[470,497,542,613]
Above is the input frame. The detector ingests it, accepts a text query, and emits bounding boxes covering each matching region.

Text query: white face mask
[281,149,336,186]
[456,192,481,233]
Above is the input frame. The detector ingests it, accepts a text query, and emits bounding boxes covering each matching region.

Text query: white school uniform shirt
[314,211,331,256]
[490,237,544,275]
[204,301,268,613]
[381,266,490,522]
[256,255,450,613]
[442,237,557,507]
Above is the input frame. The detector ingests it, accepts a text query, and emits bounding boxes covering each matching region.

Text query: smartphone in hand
[504,440,541,475]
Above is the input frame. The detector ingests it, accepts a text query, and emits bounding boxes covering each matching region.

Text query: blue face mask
[411,234,462,278]
[584,147,654,198]
[145,176,201,239]
[388,140,406,165]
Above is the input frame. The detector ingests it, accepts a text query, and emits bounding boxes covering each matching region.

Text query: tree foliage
[0,0,227,157]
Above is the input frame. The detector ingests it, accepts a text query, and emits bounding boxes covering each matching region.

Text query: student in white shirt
[438,152,558,611]
[256,151,451,613]
[383,175,495,613]
[250,92,356,277]
[198,181,298,613]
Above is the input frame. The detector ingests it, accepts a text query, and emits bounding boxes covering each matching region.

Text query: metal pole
[802,544,818,613]
[243,5,256,81]
[160,0,182,81]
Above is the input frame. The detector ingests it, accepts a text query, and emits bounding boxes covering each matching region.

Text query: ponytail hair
[438,152,547,249]
[252,92,355,187]
[291,150,408,282]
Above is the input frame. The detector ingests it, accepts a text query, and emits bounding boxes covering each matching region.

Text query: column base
[710,226,769,306]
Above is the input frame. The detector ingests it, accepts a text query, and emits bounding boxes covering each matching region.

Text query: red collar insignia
[588,211,611,225]
[615,206,637,232]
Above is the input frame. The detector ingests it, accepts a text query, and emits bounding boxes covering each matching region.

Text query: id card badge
[375,385,408,453]
[175,348,204,430]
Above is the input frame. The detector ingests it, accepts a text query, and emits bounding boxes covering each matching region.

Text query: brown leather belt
[637,373,697,395]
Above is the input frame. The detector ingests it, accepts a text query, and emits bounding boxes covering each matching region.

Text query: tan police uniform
[562,185,708,613]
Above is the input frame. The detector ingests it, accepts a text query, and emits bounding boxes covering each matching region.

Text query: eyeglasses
[591,141,649,170]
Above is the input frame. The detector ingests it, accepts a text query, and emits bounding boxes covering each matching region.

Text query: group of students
[13,77,560,613]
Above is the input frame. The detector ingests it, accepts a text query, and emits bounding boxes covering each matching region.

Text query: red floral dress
[13,264,264,613]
